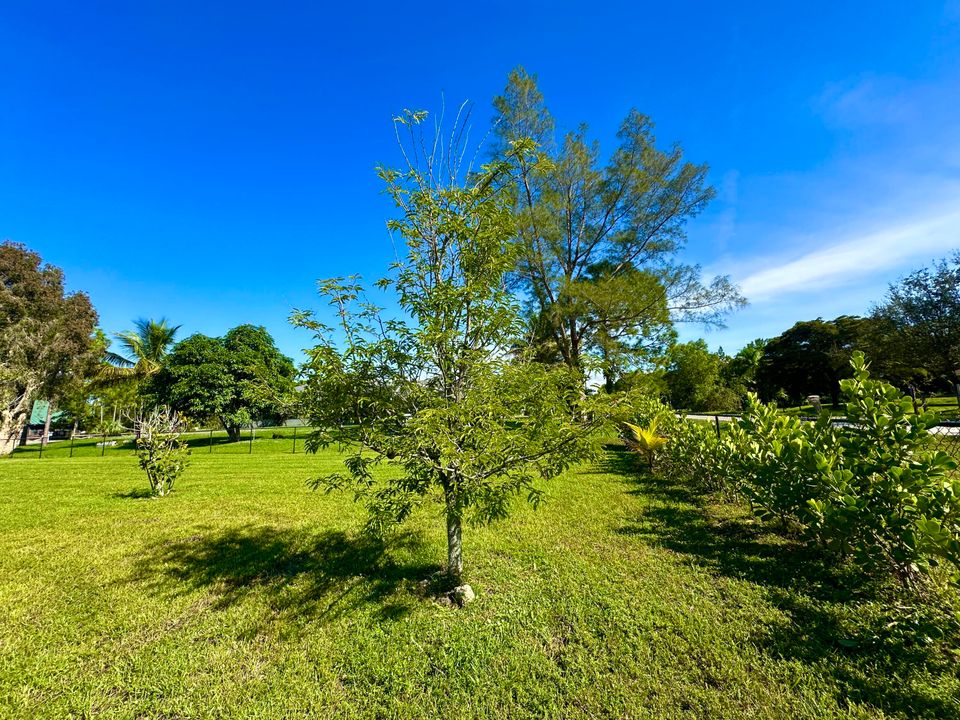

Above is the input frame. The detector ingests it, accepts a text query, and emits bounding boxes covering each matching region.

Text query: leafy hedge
[634,353,960,588]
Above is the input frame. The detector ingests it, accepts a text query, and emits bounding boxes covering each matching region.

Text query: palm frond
[103,350,135,368]
[623,420,668,468]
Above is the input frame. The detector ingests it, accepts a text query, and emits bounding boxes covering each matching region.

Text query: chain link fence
[1,424,318,460]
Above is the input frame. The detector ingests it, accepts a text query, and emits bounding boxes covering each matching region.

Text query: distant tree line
[0,239,296,454]
[626,252,960,412]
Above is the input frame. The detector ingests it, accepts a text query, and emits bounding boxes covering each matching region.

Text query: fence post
[714,414,721,439]
[38,433,44,459]
[292,426,297,454]
[209,428,214,453]
[101,433,107,457]
[249,424,254,454]
[69,435,75,458]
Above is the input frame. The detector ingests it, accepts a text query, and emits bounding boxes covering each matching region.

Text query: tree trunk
[0,415,29,456]
[604,372,615,394]
[226,424,241,443]
[0,385,36,457]
[0,428,20,456]
[42,402,53,449]
[444,484,463,580]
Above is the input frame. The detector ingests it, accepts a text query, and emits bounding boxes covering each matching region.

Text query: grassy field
[1,440,958,718]
[15,426,311,459]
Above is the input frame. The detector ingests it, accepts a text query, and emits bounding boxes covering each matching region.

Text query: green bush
[627,394,737,494]
[728,353,960,586]
[810,353,959,584]
[135,408,190,497]
[661,419,737,495]
[727,399,840,528]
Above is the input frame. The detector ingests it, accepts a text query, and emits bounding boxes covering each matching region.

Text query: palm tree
[94,319,180,433]
[98,318,181,386]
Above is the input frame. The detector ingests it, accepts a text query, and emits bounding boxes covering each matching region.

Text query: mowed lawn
[0,439,958,719]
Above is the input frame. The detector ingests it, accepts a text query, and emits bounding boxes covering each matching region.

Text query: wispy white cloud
[736,203,960,301]
[817,76,916,127]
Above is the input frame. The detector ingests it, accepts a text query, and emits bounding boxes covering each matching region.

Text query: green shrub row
[631,352,960,588]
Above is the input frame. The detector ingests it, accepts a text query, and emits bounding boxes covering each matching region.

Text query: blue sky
[2,1,959,362]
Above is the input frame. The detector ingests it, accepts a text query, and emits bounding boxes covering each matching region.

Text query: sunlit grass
[0,442,957,718]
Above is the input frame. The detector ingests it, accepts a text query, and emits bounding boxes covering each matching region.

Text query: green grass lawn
[1,441,958,718]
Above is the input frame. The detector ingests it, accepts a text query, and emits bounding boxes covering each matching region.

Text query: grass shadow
[131,525,439,624]
[181,436,246,450]
[111,488,155,499]
[584,443,646,477]
[617,467,960,719]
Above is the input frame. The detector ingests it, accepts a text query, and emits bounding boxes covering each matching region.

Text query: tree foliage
[662,340,740,412]
[492,67,745,386]
[756,316,866,406]
[870,253,960,391]
[296,107,614,580]
[150,325,296,441]
[98,318,180,388]
[0,242,98,454]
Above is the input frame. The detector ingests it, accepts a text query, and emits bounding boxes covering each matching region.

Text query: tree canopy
[99,318,181,387]
[662,340,741,412]
[756,316,866,406]
[150,324,296,441]
[0,242,98,454]
[491,67,745,387]
[870,253,960,391]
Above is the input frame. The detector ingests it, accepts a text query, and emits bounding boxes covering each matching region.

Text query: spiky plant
[623,419,668,469]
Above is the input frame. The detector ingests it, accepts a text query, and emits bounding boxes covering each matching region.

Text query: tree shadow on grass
[177,435,253,451]
[111,488,155,499]
[131,525,440,624]
[583,444,650,478]
[617,470,960,719]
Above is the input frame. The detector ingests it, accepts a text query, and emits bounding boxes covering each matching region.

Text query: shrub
[663,419,738,495]
[727,398,840,528]
[810,353,959,584]
[728,353,960,586]
[625,394,737,494]
[622,420,668,469]
[135,408,190,497]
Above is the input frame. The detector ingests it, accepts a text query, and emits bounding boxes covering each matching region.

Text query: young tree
[150,325,296,441]
[492,68,745,385]
[662,340,739,412]
[295,108,611,581]
[135,407,190,497]
[0,242,98,455]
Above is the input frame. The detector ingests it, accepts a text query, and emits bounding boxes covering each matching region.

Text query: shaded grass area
[7,425,316,459]
[0,444,958,718]
[617,458,960,719]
